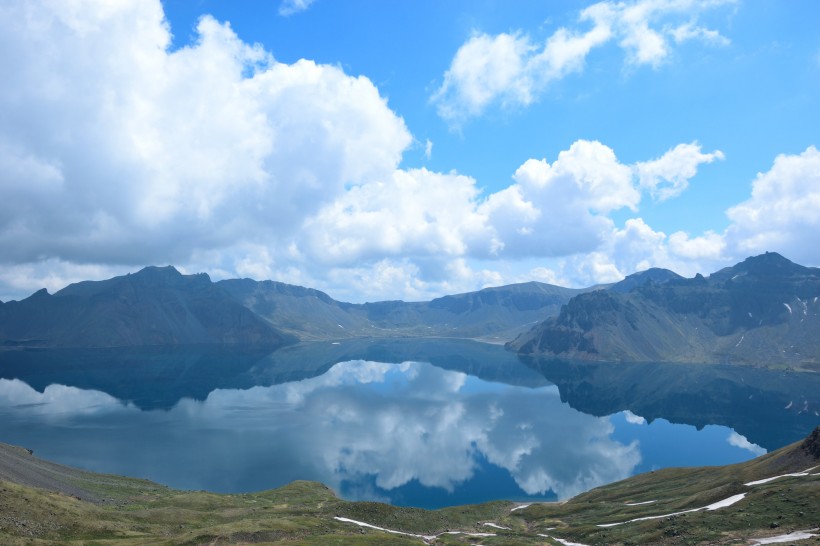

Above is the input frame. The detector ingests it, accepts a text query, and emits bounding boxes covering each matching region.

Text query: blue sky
[0,0,818,302]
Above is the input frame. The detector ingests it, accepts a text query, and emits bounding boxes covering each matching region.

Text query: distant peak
[135,265,181,276]
[737,252,803,275]
[610,267,682,293]
[129,266,211,287]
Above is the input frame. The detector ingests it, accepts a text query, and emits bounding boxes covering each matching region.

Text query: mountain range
[0,266,594,348]
[0,266,292,348]
[2,252,819,369]
[509,252,820,370]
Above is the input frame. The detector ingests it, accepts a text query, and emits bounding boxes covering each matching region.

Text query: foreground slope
[510,253,820,369]
[0,428,817,545]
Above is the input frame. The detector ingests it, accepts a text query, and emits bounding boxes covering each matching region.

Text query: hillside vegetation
[1,428,817,545]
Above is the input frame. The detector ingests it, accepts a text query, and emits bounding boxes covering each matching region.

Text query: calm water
[0,339,817,508]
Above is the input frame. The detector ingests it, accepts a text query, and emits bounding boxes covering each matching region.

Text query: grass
[0,431,818,545]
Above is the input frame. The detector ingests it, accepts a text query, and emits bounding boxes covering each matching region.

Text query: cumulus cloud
[0,0,408,295]
[432,0,734,122]
[724,146,820,265]
[294,139,723,287]
[481,140,637,258]
[1,0,812,305]
[302,169,489,266]
[635,142,725,201]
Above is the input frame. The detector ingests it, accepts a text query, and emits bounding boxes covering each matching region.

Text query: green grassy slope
[0,428,818,545]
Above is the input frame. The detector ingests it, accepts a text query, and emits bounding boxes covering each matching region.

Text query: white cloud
[724,146,820,265]
[0,379,129,417]
[432,0,734,123]
[302,168,489,266]
[635,142,725,201]
[3,0,812,305]
[0,260,133,302]
[431,32,538,122]
[298,140,644,280]
[727,432,766,456]
[0,360,639,499]
[668,230,725,260]
[482,140,638,258]
[279,0,316,16]
[669,22,730,46]
[623,410,647,425]
[0,0,409,281]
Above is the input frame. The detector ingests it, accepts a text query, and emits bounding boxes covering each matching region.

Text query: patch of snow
[482,522,511,530]
[744,466,818,486]
[334,516,499,542]
[542,536,592,546]
[331,342,340,345]
[750,529,819,544]
[785,401,793,409]
[597,493,746,528]
[625,500,657,506]
[333,516,435,541]
[705,493,746,510]
[337,324,344,328]
[510,504,531,512]
[735,335,745,348]
[783,303,792,314]
[748,312,753,318]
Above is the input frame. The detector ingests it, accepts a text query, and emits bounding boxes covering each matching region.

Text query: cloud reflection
[0,361,640,501]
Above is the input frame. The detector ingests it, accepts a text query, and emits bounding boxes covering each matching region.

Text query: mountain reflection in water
[0,339,817,508]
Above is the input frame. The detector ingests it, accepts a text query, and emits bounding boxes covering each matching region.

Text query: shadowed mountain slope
[509,253,820,369]
[218,278,594,341]
[0,268,596,347]
[0,266,292,348]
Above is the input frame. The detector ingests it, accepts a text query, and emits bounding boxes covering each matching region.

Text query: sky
[0,0,818,303]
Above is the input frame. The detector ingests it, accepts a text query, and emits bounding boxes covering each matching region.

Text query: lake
[0,339,817,509]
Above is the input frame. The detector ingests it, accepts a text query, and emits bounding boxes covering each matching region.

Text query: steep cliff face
[0,266,292,348]
[509,253,820,369]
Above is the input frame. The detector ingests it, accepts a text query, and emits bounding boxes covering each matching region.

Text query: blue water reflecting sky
[0,356,766,508]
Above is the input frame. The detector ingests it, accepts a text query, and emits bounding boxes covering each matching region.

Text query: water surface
[0,339,816,508]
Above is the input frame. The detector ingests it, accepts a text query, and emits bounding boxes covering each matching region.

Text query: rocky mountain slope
[221,278,592,341]
[0,266,292,348]
[0,267,593,347]
[509,252,820,369]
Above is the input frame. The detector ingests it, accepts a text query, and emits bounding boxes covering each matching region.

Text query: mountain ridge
[509,252,820,369]
[0,266,293,348]
[0,266,597,347]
